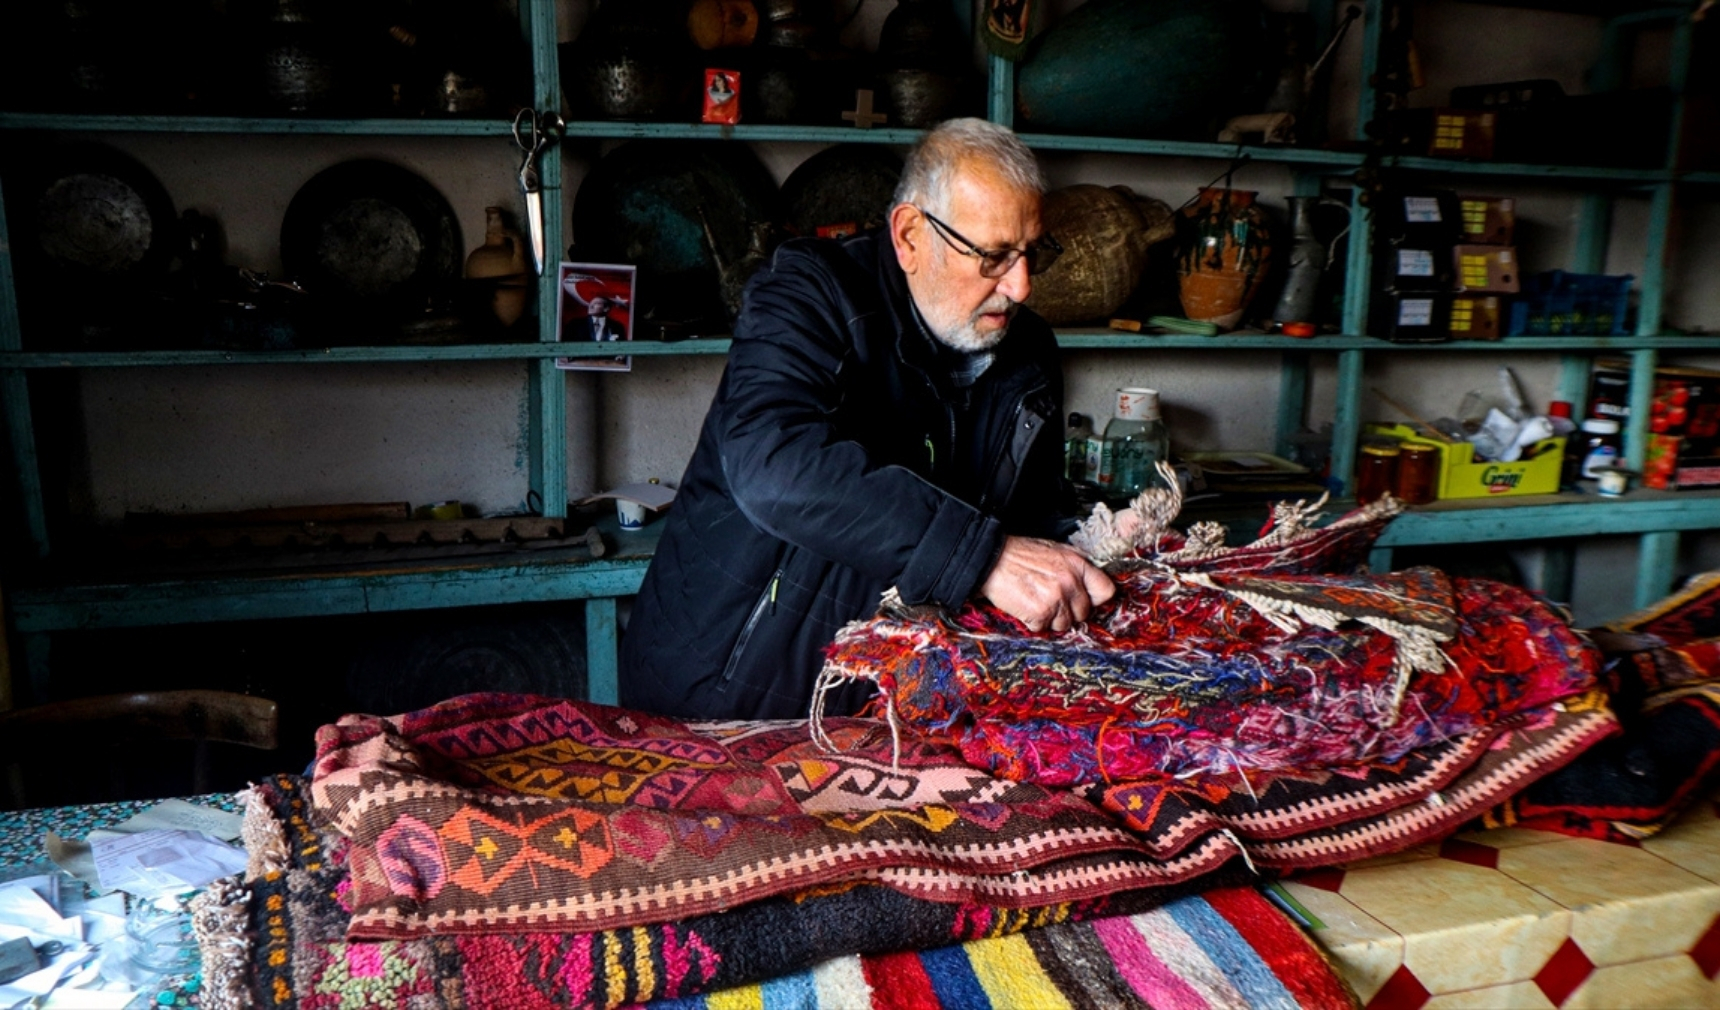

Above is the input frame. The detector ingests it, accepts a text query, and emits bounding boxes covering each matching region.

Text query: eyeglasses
[918,208,1063,278]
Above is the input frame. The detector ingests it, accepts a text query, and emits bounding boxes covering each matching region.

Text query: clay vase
[464,206,529,328]
[1025,184,1174,326]
[1177,187,1272,330]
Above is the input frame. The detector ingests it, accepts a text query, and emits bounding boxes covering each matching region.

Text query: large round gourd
[1025,184,1173,326]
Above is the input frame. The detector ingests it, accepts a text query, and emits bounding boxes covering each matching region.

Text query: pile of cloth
[189,481,1720,1006]
[191,702,1353,1008]
[817,482,1714,870]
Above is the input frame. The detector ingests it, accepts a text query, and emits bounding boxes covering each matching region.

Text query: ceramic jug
[464,206,529,328]
[1177,187,1272,330]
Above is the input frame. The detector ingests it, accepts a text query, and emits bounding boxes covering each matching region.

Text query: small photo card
[556,262,637,372]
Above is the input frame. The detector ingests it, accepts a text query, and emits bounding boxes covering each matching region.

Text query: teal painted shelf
[561,121,926,145]
[0,340,736,368]
[0,113,515,136]
[10,332,1720,368]
[1376,489,1720,546]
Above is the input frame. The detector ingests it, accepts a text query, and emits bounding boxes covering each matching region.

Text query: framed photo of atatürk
[555,262,636,372]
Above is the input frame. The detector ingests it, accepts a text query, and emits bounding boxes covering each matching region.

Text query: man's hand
[980,536,1116,633]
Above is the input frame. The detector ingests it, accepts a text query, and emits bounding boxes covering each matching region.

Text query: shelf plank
[561,122,926,145]
[0,113,515,136]
[10,521,662,634]
[9,331,1720,368]
[1376,489,1720,545]
[1013,134,1366,167]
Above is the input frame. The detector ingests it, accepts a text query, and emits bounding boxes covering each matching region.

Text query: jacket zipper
[719,569,781,686]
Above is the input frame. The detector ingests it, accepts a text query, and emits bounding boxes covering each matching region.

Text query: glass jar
[1394,443,1440,504]
[1355,441,1401,504]
[1097,388,1170,496]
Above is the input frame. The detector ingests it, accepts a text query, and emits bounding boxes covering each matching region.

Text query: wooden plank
[115,516,576,551]
[125,503,411,529]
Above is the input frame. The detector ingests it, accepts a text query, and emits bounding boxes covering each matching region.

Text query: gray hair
[891,118,1045,217]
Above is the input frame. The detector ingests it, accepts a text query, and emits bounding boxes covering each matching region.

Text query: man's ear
[889,203,922,275]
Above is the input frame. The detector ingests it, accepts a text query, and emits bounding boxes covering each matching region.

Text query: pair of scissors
[512,107,565,276]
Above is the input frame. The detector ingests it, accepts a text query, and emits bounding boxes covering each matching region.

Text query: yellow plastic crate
[1367,424,1565,499]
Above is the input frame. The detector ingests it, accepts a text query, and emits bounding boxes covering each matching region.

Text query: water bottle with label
[1064,412,1093,483]
[1097,388,1170,496]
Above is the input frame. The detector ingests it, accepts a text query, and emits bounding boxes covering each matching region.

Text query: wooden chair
[0,690,280,809]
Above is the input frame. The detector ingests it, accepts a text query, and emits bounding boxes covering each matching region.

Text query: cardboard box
[1367,424,1564,498]
[1459,197,1516,245]
[1429,110,1497,159]
[1449,295,1505,340]
[1453,245,1521,293]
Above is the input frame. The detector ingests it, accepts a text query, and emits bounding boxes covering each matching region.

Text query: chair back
[0,690,279,809]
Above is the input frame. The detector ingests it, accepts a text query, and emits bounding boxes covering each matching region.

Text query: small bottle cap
[1547,400,1573,419]
[1581,418,1621,434]
[1361,441,1402,457]
[1068,412,1084,427]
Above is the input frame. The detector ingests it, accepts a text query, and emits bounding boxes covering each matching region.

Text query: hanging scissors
[512,107,565,276]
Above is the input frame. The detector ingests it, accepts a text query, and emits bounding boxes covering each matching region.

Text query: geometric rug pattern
[1282,791,1720,1008]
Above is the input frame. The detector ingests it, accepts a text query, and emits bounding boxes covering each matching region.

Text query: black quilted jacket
[619,230,1070,720]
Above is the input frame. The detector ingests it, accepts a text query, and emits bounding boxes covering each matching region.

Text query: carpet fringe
[191,874,252,1010]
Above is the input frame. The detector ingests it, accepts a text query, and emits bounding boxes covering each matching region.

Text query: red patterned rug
[307,690,1613,941]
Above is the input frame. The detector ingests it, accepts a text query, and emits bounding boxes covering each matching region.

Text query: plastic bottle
[1064,413,1093,483]
[1579,417,1623,479]
[1097,388,1170,496]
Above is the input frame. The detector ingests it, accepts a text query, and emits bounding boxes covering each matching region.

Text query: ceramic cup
[617,499,647,529]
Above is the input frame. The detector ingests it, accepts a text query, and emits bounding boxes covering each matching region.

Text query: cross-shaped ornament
[841,89,888,129]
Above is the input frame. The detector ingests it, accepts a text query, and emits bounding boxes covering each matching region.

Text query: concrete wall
[59,0,1720,625]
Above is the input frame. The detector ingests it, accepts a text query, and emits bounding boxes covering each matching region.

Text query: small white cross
[841,89,888,129]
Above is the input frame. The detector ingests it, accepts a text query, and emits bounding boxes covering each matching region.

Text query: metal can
[1394,444,1441,504]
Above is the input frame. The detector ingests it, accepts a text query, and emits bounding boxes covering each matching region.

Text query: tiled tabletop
[1284,792,1720,1009]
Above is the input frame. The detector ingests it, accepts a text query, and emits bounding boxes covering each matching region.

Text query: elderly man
[621,118,1113,720]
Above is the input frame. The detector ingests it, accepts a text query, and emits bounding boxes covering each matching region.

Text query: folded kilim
[309,697,1248,938]
[196,774,1260,1009]
[303,688,1613,944]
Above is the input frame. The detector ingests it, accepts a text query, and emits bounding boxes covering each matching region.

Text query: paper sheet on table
[45,798,244,893]
[88,830,246,898]
[109,799,244,842]
[0,879,97,1004]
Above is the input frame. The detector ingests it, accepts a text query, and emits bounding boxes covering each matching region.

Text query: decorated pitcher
[1176,187,1272,330]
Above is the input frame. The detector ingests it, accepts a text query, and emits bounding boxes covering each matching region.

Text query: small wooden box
[1459,196,1515,244]
[1449,295,1505,340]
[1428,110,1497,159]
[1453,245,1521,293]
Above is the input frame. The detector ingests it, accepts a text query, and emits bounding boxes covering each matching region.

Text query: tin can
[1394,444,1441,504]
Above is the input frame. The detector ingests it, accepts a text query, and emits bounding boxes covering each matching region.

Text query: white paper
[109,800,244,843]
[1396,249,1436,277]
[89,830,246,898]
[1397,299,1434,327]
[1403,196,1443,222]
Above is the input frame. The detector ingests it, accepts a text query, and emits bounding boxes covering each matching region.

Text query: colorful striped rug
[644,886,1357,1009]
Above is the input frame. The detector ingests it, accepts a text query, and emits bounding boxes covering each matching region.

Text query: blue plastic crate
[1505,270,1633,335]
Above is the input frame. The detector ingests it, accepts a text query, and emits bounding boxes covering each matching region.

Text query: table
[0,793,242,1008]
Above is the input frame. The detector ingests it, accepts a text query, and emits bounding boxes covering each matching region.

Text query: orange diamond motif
[441,806,613,895]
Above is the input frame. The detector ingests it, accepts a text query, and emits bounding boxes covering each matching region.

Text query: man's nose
[995,254,1032,303]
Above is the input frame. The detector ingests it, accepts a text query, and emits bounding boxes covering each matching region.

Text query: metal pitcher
[1270,195,1350,330]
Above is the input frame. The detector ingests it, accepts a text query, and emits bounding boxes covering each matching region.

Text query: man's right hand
[980,535,1116,634]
